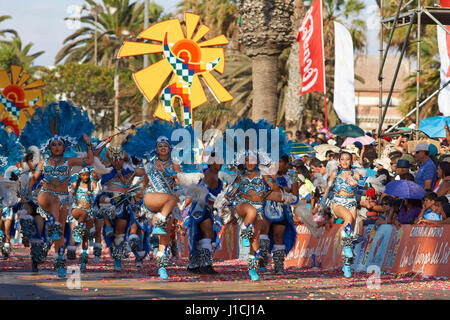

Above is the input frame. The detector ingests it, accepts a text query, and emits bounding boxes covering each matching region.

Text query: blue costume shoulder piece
[0,128,24,176]
[101,167,135,186]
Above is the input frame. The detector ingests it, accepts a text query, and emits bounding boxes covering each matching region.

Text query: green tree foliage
[56,0,170,67]
[0,36,44,73]
[41,63,139,134]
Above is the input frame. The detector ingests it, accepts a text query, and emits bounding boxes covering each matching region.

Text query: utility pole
[142,0,149,121]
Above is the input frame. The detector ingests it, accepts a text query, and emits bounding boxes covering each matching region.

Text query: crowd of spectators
[285,117,450,233]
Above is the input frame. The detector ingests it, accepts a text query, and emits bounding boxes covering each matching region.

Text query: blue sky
[0,0,179,66]
[0,0,379,67]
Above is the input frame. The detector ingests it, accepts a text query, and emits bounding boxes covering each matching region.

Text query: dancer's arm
[27,159,44,194]
[69,134,94,167]
[93,136,113,156]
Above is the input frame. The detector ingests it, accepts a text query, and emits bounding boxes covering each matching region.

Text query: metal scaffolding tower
[377,1,450,145]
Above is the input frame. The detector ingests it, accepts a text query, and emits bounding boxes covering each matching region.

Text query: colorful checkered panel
[163,33,220,86]
[160,82,192,126]
[0,94,39,135]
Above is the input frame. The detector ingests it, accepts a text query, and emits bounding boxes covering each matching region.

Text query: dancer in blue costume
[215,119,287,281]
[17,147,52,272]
[321,151,361,278]
[67,166,97,270]
[182,154,223,274]
[21,101,94,277]
[260,154,299,274]
[127,176,151,268]
[0,128,25,258]
[94,145,146,272]
[123,120,184,279]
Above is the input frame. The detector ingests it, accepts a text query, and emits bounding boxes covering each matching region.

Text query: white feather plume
[177,172,204,187]
[178,184,210,206]
[218,171,237,185]
[0,178,19,206]
[28,146,41,168]
[294,201,320,238]
[366,174,387,194]
[75,152,113,176]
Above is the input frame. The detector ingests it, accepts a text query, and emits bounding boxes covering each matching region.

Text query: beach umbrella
[419,116,450,138]
[341,135,375,147]
[384,180,426,200]
[330,124,365,138]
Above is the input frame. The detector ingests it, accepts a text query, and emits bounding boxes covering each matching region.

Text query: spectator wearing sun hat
[374,157,391,173]
[395,159,412,180]
[412,142,437,191]
[380,136,396,158]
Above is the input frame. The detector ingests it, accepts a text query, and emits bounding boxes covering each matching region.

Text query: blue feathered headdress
[20,101,95,154]
[0,128,24,175]
[221,118,290,165]
[122,120,185,160]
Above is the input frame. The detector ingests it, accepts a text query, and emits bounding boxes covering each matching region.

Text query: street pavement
[0,246,449,300]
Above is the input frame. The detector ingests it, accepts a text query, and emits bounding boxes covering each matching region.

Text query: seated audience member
[374,196,395,228]
[434,161,450,200]
[413,143,437,191]
[396,198,422,225]
[416,194,448,225]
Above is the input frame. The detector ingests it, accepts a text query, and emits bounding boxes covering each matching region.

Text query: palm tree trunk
[283,41,305,131]
[251,54,278,123]
[284,0,305,132]
[239,0,294,125]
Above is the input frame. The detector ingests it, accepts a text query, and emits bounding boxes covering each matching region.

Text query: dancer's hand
[83,134,91,145]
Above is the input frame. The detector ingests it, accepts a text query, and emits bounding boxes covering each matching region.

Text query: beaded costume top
[42,157,70,184]
[145,157,176,194]
[333,170,357,195]
[237,171,266,196]
[73,183,96,206]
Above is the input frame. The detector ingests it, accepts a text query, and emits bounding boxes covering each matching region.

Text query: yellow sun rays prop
[0,65,45,135]
[118,12,233,126]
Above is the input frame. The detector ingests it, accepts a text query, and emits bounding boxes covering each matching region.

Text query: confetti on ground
[0,245,449,300]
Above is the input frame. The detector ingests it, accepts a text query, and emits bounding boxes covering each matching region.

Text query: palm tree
[0,36,44,72]
[283,0,305,132]
[238,0,294,124]
[176,0,240,50]
[55,0,168,67]
[0,15,17,39]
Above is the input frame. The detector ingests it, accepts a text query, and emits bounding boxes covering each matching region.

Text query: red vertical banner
[297,0,325,94]
[297,0,327,128]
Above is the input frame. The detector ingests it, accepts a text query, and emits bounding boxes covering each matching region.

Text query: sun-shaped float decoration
[0,65,45,135]
[118,12,233,126]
